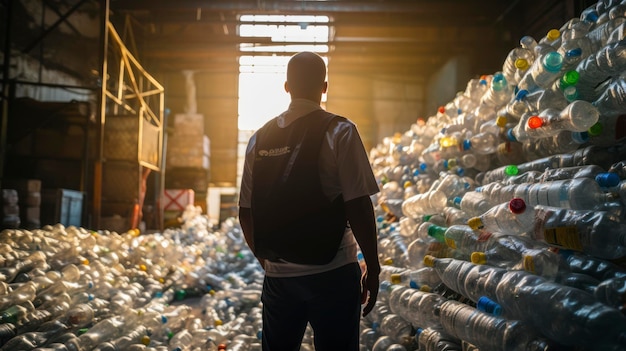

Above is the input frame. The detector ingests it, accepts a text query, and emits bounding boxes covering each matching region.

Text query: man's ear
[322,81,328,94]
[284,81,290,93]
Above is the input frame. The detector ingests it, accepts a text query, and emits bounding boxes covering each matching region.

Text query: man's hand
[360,267,379,317]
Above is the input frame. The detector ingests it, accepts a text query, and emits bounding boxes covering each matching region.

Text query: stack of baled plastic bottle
[0,205,276,351]
[365,1,626,350]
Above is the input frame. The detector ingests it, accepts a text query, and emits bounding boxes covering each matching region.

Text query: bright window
[237,15,330,187]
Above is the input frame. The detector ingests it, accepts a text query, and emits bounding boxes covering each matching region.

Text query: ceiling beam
[111,0,506,18]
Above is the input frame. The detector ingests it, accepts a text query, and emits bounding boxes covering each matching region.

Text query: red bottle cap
[528,116,544,129]
[508,198,526,214]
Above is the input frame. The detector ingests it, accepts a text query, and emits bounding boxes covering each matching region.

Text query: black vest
[251,109,347,265]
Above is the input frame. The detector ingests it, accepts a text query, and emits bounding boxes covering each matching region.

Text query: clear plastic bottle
[522,130,589,159]
[531,206,626,259]
[402,288,446,330]
[467,198,535,235]
[575,38,626,100]
[416,327,462,351]
[401,190,448,217]
[380,313,414,346]
[437,299,550,351]
[372,336,395,351]
[476,177,615,210]
[442,206,470,226]
[517,50,564,92]
[495,269,626,351]
[424,255,626,350]
[389,267,442,291]
[539,164,608,181]
[592,75,626,116]
[523,100,600,139]
[479,72,514,110]
[92,325,150,351]
[502,44,535,87]
[587,16,626,52]
[452,191,492,217]
[560,249,626,281]
[462,131,499,155]
[65,316,127,351]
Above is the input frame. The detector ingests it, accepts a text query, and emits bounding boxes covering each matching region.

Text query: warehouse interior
[4,1,626,351]
[0,0,597,232]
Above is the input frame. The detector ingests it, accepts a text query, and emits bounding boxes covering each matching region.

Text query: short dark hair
[287,52,326,97]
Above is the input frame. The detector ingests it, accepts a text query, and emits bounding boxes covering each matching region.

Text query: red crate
[164,189,195,211]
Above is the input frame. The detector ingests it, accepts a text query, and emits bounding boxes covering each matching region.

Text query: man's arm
[238,207,265,269]
[345,195,380,317]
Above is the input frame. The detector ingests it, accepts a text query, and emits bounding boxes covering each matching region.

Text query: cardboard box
[167,133,210,157]
[166,154,210,170]
[173,114,204,134]
[164,189,195,211]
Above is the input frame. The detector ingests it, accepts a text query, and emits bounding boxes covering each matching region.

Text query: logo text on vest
[258,146,291,157]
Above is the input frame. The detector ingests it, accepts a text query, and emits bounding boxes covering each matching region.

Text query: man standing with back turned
[238,51,381,351]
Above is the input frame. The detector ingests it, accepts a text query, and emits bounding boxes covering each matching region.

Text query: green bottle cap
[588,122,603,136]
[427,224,447,243]
[561,70,580,87]
[504,165,519,176]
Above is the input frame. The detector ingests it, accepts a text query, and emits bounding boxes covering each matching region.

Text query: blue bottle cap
[595,172,620,188]
[477,296,502,316]
[515,89,529,101]
[463,139,472,150]
[453,196,462,207]
[506,128,517,142]
[566,47,582,58]
[584,11,599,22]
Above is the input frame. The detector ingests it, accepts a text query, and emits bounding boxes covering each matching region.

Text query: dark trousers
[261,262,362,351]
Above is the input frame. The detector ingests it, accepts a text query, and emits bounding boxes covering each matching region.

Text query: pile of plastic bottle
[0,205,274,351]
[364,0,626,350]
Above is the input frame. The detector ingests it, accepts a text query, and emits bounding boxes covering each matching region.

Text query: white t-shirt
[239,99,380,277]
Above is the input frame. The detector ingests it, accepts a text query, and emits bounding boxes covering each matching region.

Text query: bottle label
[542,226,583,251]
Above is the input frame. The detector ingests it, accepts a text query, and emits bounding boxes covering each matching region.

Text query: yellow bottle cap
[467,217,484,230]
[420,285,431,292]
[383,258,394,265]
[496,115,507,127]
[515,58,529,70]
[141,336,151,345]
[547,29,560,41]
[471,252,487,265]
[423,255,436,267]
[390,274,402,284]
